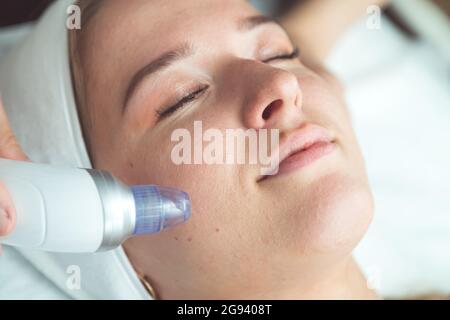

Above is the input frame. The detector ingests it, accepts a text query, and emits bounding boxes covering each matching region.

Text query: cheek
[120,122,286,274]
[125,129,242,232]
[123,160,267,287]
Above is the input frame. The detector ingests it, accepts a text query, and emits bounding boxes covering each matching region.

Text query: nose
[241,63,303,130]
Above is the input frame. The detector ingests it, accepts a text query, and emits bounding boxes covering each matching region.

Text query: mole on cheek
[215,228,220,232]
[187,237,192,242]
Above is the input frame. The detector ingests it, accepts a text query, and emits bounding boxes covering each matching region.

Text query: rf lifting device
[0,159,191,252]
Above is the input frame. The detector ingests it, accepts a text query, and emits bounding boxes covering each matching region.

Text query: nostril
[262,99,282,120]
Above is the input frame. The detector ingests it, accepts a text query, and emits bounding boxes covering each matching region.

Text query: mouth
[259,124,336,181]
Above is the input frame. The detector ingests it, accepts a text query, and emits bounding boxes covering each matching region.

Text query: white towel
[0,0,150,300]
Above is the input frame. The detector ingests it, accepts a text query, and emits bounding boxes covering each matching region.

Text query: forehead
[91,0,260,45]
[83,0,261,73]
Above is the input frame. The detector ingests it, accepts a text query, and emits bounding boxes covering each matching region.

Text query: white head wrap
[0,0,151,299]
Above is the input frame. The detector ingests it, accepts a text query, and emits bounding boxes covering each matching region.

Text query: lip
[259,124,336,180]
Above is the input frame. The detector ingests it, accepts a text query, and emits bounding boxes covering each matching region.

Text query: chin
[285,170,374,257]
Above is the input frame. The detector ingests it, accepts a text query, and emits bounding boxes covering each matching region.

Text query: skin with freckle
[71,0,374,299]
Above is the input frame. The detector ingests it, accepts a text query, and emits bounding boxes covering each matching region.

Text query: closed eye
[155,47,299,120]
[156,85,209,119]
[262,46,300,63]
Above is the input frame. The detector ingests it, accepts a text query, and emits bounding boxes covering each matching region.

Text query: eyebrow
[123,14,280,111]
[123,42,194,109]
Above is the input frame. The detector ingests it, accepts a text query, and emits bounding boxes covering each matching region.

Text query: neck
[261,256,379,300]
[125,240,378,299]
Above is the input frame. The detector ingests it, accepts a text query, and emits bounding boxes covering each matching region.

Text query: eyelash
[156,46,300,119]
[156,85,209,118]
[262,46,300,63]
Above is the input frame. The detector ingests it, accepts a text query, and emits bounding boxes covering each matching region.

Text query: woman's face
[79,0,373,298]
